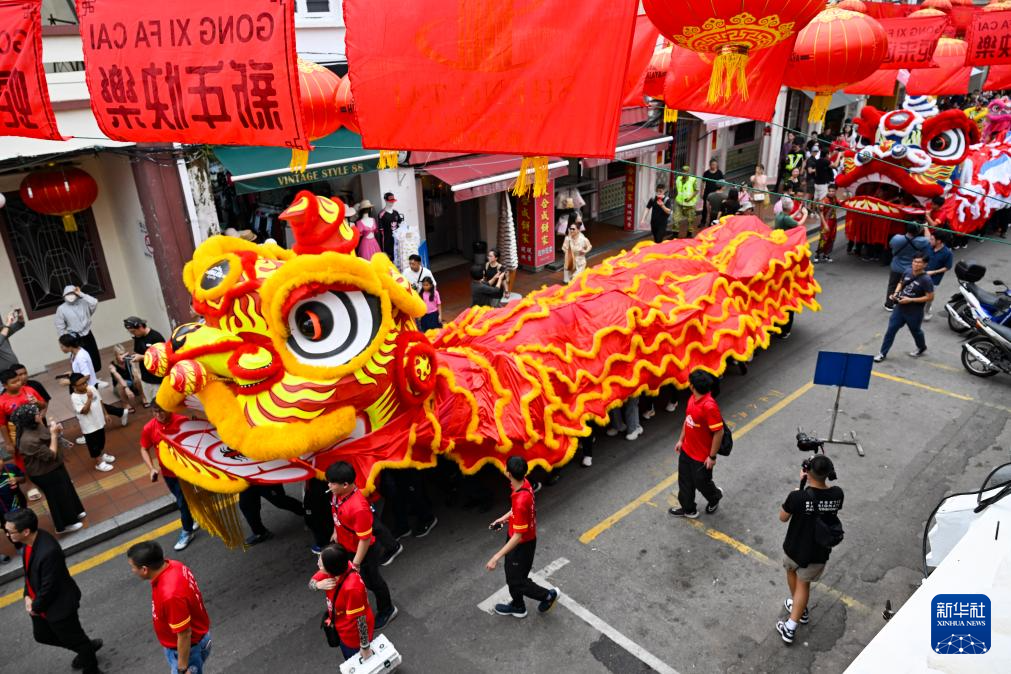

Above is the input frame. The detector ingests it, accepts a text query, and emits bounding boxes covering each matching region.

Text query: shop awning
[799,90,863,113]
[582,126,672,169]
[686,111,753,131]
[212,128,380,194]
[423,155,569,202]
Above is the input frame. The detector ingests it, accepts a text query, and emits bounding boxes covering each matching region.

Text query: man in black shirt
[124,317,165,405]
[810,148,834,200]
[640,184,672,244]
[699,160,724,228]
[777,455,843,645]
[874,253,934,362]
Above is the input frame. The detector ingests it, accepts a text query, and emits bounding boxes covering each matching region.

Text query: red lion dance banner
[142,193,819,544]
[877,15,949,70]
[0,0,65,140]
[75,0,309,149]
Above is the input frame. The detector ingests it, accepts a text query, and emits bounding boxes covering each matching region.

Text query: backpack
[716,417,733,456]
[806,488,844,548]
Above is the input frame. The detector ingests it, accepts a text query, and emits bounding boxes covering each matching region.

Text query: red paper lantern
[335,76,360,135]
[19,167,98,233]
[642,0,825,102]
[644,44,680,123]
[290,58,343,172]
[783,7,888,124]
[836,0,868,11]
[923,0,953,12]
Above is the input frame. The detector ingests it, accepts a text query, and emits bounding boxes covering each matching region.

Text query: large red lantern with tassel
[19,167,98,233]
[644,44,679,123]
[783,7,888,124]
[290,58,344,172]
[335,76,360,134]
[642,0,824,103]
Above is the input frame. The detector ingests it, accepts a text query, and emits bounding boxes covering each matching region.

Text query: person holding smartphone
[139,405,199,551]
[0,309,25,373]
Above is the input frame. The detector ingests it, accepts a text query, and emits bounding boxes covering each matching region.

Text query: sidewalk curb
[0,495,176,586]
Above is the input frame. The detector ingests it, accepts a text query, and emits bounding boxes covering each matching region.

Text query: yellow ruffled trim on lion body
[157,441,249,494]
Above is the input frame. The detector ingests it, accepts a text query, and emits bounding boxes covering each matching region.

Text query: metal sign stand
[812,351,873,458]
[822,384,864,457]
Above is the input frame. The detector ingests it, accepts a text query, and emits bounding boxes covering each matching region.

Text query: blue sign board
[813,351,874,390]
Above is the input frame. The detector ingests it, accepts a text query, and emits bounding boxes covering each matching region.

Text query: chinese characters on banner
[965,10,1011,67]
[877,16,948,70]
[0,0,65,140]
[75,0,309,149]
[516,182,555,269]
[623,164,636,232]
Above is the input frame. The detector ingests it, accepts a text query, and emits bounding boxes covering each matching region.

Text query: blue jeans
[879,308,927,356]
[608,397,640,433]
[164,632,211,674]
[164,476,195,533]
[339,641,359,660]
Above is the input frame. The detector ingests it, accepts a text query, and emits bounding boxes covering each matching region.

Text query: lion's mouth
[844,179,927,217]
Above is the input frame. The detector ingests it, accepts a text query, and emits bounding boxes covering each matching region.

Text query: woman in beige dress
[562,215,592,283]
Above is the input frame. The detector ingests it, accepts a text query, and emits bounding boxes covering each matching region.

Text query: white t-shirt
[71,386,106,434]
[71,349,98,387]
[403,265,435,294]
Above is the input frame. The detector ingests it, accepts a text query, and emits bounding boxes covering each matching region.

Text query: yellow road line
[873,370,1011,415]
[579,381,815,544]
[0,521,177,610]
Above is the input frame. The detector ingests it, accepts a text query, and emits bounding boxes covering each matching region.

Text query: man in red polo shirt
[138,405,199,552]
[325,461,397,629]
[485,455,558,618]
[127,540,211,674]
[669,370,725,519]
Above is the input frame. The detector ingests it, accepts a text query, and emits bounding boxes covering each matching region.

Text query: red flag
[0,0,65,140]
[343,0,639,158]
[621,15,661,108]
[965,9,1011,66]
[75,0,309,149]
[878,16,949,70]
[907,38,972,96]
[843,70,898,97]
[662,40,795,123]
[984,64,1011,92]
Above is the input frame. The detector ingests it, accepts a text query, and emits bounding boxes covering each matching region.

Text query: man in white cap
[55,286,101,371]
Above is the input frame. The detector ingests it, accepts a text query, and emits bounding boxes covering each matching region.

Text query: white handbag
[339,634,401,674]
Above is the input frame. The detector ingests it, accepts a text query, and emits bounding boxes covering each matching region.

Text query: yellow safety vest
[675,176,697,206]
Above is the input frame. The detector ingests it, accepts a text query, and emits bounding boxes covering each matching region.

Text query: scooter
[945,261,1011,333]
[960,290,1011,377]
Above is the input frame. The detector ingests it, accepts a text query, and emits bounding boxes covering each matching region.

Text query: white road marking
[478,557,680,674]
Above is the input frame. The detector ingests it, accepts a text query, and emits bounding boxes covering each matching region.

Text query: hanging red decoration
[783,7,888,124]
[836,0,868,12]
[642,0,824,103]
[923,0,953,13]
[906,38,973,95]
[621,15,662,107]
[643,44,679,123]
[19,167,98,233]
[843,70,898,97]
[290,58,344,172]
[335,76,360,135]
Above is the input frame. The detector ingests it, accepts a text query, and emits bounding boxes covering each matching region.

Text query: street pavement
[2,232,1010,674]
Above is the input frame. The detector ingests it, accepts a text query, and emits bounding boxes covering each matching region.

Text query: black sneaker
[379,543,404,566]
[776,620,795,644]
[784,598,810,624]
[244,531,273,546]
[705,488,724,514]
[413,516,438,538]
[668,507,698,519]
[538,589,559,614]
[375,605,399,629]
[494,603,528,619]
[71,639,103,669]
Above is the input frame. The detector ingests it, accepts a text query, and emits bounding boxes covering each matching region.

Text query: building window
[733,122,757,147]
[0,192,115,319]
[305,0,332,11]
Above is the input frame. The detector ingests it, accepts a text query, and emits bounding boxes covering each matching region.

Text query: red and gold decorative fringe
[808,92,833,124]
[707,44,751,104]
[179,481,246,549]
[378,150,400,170]
[289,148,310,173]
[664,107,678,124]
[512,156,549,197]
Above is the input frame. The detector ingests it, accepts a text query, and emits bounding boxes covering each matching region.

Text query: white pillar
[764,87,789,185]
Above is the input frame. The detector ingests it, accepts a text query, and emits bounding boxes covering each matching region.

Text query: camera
[796,431,824,454]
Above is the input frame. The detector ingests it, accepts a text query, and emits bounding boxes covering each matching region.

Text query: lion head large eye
[286,290,381,366]
[926,129,966,162]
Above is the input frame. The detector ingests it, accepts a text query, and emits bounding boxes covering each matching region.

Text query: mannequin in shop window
[378,192,404,261]
[355,200,382,260]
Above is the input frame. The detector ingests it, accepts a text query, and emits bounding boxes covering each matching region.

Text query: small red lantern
[836,0,868,11]
[335,76,360,134]
[20,166,98,233]
[783,7,888,124]
[291,58,344,172]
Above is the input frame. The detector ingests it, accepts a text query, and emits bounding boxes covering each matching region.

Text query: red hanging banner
[0,0,65,140]
[843,70,898,97]
[965,9,1011,67]
[662,40,795,123]
[621,15,661,108]
[343,0,639,158]
[906,38,972,97]
[878,16,949,70]
[75,0,309,149]
[516,185,555,269]
[985,64,1011,92]
[861,2,915,21]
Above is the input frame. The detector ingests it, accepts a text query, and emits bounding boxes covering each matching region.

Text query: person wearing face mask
[54,286,101,372]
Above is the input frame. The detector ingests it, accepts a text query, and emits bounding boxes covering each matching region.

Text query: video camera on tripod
[796,430,837,488]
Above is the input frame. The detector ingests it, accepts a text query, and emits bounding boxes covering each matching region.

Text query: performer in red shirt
[325,461,397,628]
[127,540,211,674]
[309,545,376,662]
[0,368,46,466]
[669,370,725,519]
[485,456,558,618]
[814,184,841,263]
[138,405,199,552]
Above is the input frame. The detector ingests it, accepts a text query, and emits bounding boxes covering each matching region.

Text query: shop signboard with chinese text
[516,181,555,271]
[623,164,636,232]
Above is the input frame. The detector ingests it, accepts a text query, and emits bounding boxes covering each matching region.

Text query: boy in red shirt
[139,405,199,552]
[310,545,375,662]
[486,455,558,618]
[325,461,397,629]
[127,540,211,674]
[669,370,725,519]
[0,368,46,460]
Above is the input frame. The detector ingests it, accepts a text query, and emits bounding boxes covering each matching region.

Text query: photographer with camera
[776,454,844,645]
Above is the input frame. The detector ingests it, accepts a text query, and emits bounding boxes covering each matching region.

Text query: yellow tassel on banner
[664,107,678,124]
[532,156,549,197]
[179,481,247,549]
[807,92,832,125]
[378,150,400,170]
[512,157,534,197]
[707,45,750,104]
[61,214,78,232]
[289,148,310,173]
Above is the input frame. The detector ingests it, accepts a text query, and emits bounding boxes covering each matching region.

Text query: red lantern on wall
[783,7,888,124]
[291,58,344,172]
[19,167,98,233]
[642,0,825,103]
[335,75,360,135]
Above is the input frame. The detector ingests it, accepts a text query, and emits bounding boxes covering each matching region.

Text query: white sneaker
[75,437,87,445]
[58,522,84,534]
[120,408,130,426]
[665,402,678,413]
[77,511,87,520]
[626,427,643,441]
[102,453,116,463]
[923,312,933,322]
[95,461,114,472]
[642,408,656,420]
[605,428,619,437]
[582,456,593,467]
